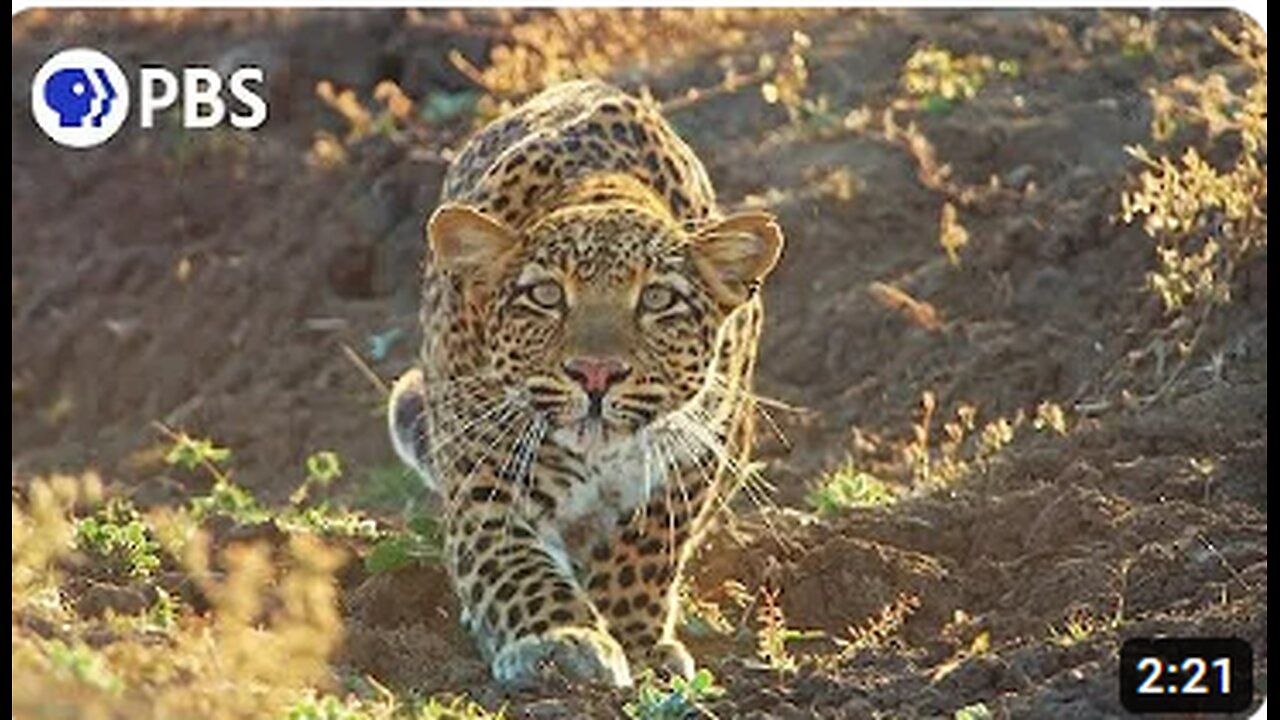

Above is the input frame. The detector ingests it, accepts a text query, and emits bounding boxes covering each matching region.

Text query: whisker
[428,393,517,459]
[648,432,681,568]
[439,400,527,529]
[498,411,546,547]
[637,427,656,528]
[664,415,743,525]
[669,405,797,553]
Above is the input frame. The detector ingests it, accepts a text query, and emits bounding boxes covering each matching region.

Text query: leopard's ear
[691,212,784,307]
[427,204,521,279]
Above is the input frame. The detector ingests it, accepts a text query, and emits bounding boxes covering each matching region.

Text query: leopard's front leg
[583,470,718,680]
[447,483,632,688]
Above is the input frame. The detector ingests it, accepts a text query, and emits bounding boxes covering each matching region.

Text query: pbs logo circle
[31,48,130,149]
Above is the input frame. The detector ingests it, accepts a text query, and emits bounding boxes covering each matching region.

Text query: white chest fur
[554,430,658,527]
[548,425,692,564]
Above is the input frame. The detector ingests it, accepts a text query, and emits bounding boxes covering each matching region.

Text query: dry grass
[13,474,347,720]
[450,9,823,99]
[1123,25,1267,314]
[11,446,463,720]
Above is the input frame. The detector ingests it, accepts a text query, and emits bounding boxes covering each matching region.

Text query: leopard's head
[424,201,782,453]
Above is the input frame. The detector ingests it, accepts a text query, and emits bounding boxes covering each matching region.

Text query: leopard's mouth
[521,378,655,450]
[552,412,639,453]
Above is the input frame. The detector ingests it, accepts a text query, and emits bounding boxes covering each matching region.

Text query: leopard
[387,79,784,689]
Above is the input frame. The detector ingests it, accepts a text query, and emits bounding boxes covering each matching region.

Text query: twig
[341,342,390,398]
[1135,299,1216,409]
[660,67,773,114]
[448,49,498,95]
[1195,531,1254,595]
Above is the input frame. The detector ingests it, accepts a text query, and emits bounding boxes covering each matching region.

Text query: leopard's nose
[563,356,632,395]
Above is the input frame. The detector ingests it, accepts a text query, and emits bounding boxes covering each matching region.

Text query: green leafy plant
[900,46,1019,113]
[364,513,445,574]
[189,475,271,525]
[352,464,445,573]
[807,460,897,515]
[163,432,231,471]
[282,504,380,541]
[292,450,346,504]
[168,432,379,541]
[160,428,270,525]
[307,451,344,485]
[356,463,428,516]
[74,498,162,579]
[624,668,726,720]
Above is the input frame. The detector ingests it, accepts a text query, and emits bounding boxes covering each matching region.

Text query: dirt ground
[11,9,1267,719]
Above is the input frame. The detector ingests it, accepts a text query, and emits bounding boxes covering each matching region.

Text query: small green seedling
[163,433,231,471]
[74,498,162,579]
[189,477,270,525]
[624,668,726,720]
[807,461,897,515]
[307,451,344,485]
[954,702,993,720]
[293,450,346,504]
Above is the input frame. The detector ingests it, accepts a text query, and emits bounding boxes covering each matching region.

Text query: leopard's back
[442,80,717,229]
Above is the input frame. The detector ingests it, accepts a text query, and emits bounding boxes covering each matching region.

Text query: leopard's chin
[551,415,638,454]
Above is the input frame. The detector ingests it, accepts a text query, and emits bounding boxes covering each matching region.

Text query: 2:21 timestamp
[1119,637,1253,713]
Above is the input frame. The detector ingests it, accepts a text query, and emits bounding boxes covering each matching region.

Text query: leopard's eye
[526,280,565,310]
[638,284,677,313]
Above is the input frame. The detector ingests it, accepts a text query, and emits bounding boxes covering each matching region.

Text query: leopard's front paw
[492,626,633,688]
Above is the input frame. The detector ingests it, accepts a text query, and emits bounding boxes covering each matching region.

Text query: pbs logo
[31,47,130,149]
[32,47,269,150]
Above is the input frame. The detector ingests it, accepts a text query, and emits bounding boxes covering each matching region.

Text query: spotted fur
[389,79,783,687]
